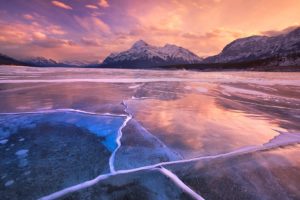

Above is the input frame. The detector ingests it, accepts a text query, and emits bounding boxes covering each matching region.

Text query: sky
[0,0,299,62]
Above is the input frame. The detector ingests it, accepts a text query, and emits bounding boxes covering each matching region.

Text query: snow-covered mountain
[23,57,75,67]
[0,54,28,66]
[63,60,100,67]
[23,57,60,67]
[204,27,300,66]
[101,40,203,68]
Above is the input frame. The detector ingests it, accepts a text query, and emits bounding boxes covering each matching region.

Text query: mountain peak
[102,40,202,67]
[203,27,300,64]
[131,40,149,49]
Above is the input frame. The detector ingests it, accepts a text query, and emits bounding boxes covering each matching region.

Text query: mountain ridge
[0,54,29,66]
[0,27,299,70]
[100,40,203,68]
[203,27,300,66]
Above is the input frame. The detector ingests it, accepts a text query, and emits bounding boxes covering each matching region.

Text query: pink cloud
[86,5,98,9]
[23,14,34,20]
[52,1,72,10]
[74,16,110,33]
[32,32,47,40]
[81,37,102,46]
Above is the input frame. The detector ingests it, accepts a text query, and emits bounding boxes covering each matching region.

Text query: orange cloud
[0,23,32,45]
[123,0,300,57]
[93,18,110,33]
[1,0,300,61]
[74,16,110,33]
[52,1,72,10]
[86,5,98,9]
[33,32,47,40]
[98,0,109,8]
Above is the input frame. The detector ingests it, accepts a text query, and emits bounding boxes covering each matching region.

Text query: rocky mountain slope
[203,27,300,66]
[101,40,203,68]
[23,57,75,67]
[0,54,28,66]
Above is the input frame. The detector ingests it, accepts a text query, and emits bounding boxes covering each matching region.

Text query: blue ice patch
[0,111,125,152]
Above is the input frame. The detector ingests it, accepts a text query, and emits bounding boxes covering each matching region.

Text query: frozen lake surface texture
[0,65,300,200]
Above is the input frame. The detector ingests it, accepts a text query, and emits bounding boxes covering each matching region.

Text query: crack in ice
[158,167,205,200]
[109,100,132,173]
[38,131,300,200]
[0,108,128,117]
[3,107,299,200]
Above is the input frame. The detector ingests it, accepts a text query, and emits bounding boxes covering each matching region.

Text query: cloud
[0,21,72,51]
[33,32,47,40]
[261,25,300,36]
[74,16,110,33]
[52,1,72,10]
[1,0,300,61]
[81,37,102,46]
[98,0,109,8]
[93,18,110,33]
[48,25,66,35]
[23,14,34,20]
[86,4,98,9]
[31,38,75,48]
[0,22,32,46]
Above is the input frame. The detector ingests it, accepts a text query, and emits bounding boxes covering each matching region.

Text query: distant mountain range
[100,40,203,68]
[22,57,68,67]
[203,27,300,66]
[0,54,28,66]
[1,27,299,70]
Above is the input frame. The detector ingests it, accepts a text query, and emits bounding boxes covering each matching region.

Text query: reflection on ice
[128,88,286,158]
[0,66,300,200]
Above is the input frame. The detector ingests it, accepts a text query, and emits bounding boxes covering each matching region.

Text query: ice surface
[0,139,8,144]
[0,66,300,200]
[0,110,126,199]
[0,111,125,151]
[196,87,208,93]
[15,149,29,157]
[4,180,14,187]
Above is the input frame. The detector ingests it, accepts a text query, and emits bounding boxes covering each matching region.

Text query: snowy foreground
[0,66,300,200]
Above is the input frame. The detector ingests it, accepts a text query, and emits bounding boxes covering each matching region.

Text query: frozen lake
[0,65,300,200]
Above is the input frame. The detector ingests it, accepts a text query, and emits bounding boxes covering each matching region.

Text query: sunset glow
[0,0,299,61]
